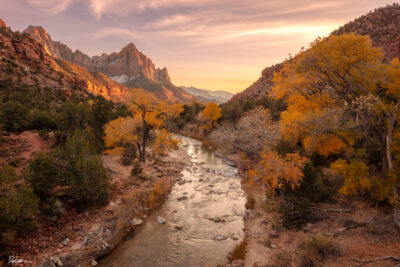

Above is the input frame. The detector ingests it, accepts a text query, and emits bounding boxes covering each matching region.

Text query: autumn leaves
[104,89,183,162]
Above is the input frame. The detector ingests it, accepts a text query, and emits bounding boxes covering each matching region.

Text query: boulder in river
[212,234,228,241]
[131,218,143,227]
[206,217,225,223]
[177,196,188,201]
[156,216,166,224]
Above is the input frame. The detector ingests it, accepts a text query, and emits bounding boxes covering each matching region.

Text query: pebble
[156,216,166,224]
[62,238,69,246]
[177,196,188,201]
[212,234,228,241]
[131,218,143,226]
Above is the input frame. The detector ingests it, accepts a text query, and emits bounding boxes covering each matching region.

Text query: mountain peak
[123,42,138,52]
[25,25,51,42]
[0,18,7,28]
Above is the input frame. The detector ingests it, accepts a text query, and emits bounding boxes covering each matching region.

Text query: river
[99,136,246,267]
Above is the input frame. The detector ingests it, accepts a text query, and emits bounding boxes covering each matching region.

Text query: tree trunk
[393,181,400,229]
[140,128,147,162]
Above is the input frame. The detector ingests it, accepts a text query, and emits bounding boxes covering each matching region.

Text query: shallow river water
[99,136,246,267]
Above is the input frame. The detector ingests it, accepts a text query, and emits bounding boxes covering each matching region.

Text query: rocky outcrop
[228,63,283,103]
[0,18,7,28]
[24,26,192,102]
[1,21,128,101]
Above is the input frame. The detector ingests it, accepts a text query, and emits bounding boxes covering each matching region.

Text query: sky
[0,0,396,93]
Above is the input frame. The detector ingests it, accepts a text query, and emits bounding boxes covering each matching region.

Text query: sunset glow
[0,0,395,92]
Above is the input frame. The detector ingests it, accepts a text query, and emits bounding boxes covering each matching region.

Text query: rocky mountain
[229,3,400,104]
[24,26,192,102]
[0,19,7,29]
[182,86,233,104]
[0,20,128,101]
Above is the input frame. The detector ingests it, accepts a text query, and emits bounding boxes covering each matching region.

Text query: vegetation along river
[100,136,246,266]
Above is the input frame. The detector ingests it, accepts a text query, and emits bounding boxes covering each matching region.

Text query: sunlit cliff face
[0,0,395,93]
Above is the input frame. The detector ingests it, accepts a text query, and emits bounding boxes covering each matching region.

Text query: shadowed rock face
[24,26,192,102]
[229,4,400,104]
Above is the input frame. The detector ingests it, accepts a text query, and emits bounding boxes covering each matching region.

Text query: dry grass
[229,239,248,262]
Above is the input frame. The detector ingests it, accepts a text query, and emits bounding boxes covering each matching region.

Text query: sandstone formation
[24,26,192,102]
[1,20,128,101]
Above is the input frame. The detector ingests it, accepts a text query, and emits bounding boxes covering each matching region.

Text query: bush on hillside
[121,143,137,166]
[0,164,38,246]
[24,152,60,202]
[280,194,313,228]
[300,234,340,266]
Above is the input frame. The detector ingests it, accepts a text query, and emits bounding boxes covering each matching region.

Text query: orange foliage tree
[250,151,307,198]
[202,102,222,131]
[271,33,400,227]
[104,89,182,162]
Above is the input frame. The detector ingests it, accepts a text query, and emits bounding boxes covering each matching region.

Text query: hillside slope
[0,20,128,102]
[229,3,400,104]
[182,86,233,104]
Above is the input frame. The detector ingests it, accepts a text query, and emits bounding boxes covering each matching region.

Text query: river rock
[156,216,166,224]
[51,255,63,266]
[207,217,225,223]
[230,234,239,240]
[212,234,228,241]
[178,180,186,185]
[62,238,69,246]
[177,196,188,201]
[131,218,143,227]
[270,243,277,249]
[174,225,183,230]
[90,259,98,266]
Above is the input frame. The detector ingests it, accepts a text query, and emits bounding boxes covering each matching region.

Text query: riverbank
[5,146,190,267]
[98,136,246,267]
[210,148,400,267]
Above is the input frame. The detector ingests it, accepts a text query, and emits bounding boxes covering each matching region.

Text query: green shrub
[57,130,109,210]
[24,152,59,202]
[131,162,143,178]
[280,194,313,228]
[26,131,109,212]
[121,143,137,166]
[300,234,339,266]
[299,163,337,203]
[0,164,38,246]
[70,154,109,210]
[38,129,50,140]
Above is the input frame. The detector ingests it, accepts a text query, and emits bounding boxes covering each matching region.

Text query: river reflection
[99,136,245,267]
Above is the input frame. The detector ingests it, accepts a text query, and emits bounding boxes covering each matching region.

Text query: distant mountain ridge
[0,19,128,101]
[229,3,400,104]
[24,26,192,102]
[182,86,233,104]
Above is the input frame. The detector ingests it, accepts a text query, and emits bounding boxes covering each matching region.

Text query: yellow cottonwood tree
[250,150,307,197]
[270,33,400,228]
[104,89,182,162]
[202,102,222,130]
